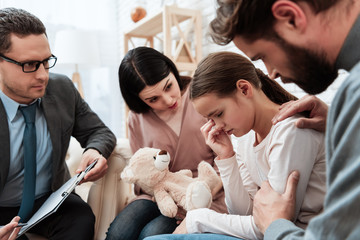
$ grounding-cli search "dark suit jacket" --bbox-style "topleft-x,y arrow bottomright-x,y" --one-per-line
0,73 -> 116,194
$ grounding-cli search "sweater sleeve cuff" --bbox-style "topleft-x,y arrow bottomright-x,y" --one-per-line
214,154 -> 236,169
186,208 -> 211,233
84,147 -> 102,155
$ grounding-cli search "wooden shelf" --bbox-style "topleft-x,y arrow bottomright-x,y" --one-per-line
124,5 -> 202,74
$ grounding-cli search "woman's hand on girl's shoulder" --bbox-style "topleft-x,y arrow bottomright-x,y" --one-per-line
200,120 -> 234,159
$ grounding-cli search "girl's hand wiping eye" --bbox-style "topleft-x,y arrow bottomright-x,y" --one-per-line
200,120 -> 234,159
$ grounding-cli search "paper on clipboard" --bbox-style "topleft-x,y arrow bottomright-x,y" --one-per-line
17,160 -> 98,238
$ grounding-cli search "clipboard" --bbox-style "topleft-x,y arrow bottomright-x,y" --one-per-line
17,160 -> 98,238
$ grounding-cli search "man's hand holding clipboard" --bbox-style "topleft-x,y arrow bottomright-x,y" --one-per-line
76,149 -> 108,182
61,159 -> 98,198
17,159 -> 99,238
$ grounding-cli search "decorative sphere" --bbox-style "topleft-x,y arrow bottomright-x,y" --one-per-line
131,6 -> 147,23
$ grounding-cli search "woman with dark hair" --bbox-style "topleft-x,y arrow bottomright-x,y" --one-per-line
145,51 -> 326,240
105,47 -> 226,240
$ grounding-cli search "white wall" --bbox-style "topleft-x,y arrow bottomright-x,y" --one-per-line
1,0 -> 126,137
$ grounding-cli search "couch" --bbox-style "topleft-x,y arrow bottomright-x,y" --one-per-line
26,137 -> 135,240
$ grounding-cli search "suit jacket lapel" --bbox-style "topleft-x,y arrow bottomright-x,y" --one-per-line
0,99 -> 10,192
41,93 -> 61,175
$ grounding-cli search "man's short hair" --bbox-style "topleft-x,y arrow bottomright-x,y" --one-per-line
0,8 -> 46,54
209,0 -> 339,45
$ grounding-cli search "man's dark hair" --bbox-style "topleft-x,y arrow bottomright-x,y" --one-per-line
209,0 -> 339,44
0,8 -> 46,54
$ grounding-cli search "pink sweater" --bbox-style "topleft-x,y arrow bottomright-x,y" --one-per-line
128,89 -> 227,213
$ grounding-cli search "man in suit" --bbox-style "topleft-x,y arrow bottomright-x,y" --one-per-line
0,7 -> 116,239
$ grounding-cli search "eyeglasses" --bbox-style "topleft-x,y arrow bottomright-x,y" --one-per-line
0,54 -> 57,73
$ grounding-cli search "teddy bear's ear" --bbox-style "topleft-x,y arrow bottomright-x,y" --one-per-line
121,166 -> 136,183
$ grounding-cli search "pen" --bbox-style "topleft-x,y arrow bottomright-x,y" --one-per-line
61,160 -> 98,197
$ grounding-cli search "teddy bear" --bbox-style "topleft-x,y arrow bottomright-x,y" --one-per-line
121,147 -> 223,218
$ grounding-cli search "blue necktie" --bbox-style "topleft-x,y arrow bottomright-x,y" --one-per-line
17,103 -> 37,222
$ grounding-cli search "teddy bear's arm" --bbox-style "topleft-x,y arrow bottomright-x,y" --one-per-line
154,189 -> 178,218
177,169 -> 192,177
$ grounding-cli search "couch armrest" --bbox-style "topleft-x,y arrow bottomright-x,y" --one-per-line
87,138 -> 135,240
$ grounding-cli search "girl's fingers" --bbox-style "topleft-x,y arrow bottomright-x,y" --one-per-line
201,120 -> 215,138
201,120 -> 214,132
209,126 -> 220,137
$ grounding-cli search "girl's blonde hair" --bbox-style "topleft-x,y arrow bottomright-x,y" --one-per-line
190,51 -> 297,104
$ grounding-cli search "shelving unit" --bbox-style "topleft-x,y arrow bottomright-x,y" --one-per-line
123,5 -> 202,74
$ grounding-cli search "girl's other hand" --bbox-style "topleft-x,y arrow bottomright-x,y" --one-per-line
173,217 -> 188,234
200,120 -> 235,159
175,206 -> 186,224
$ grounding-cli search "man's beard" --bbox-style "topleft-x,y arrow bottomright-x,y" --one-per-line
273,35 -> 338,95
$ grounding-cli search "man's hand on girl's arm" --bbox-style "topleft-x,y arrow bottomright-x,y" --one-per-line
253,171 -> 300,233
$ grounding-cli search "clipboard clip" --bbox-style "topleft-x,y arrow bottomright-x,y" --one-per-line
61,159 -> 98,197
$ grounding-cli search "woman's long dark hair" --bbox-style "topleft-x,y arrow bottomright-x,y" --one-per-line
119,47 -> 186,113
